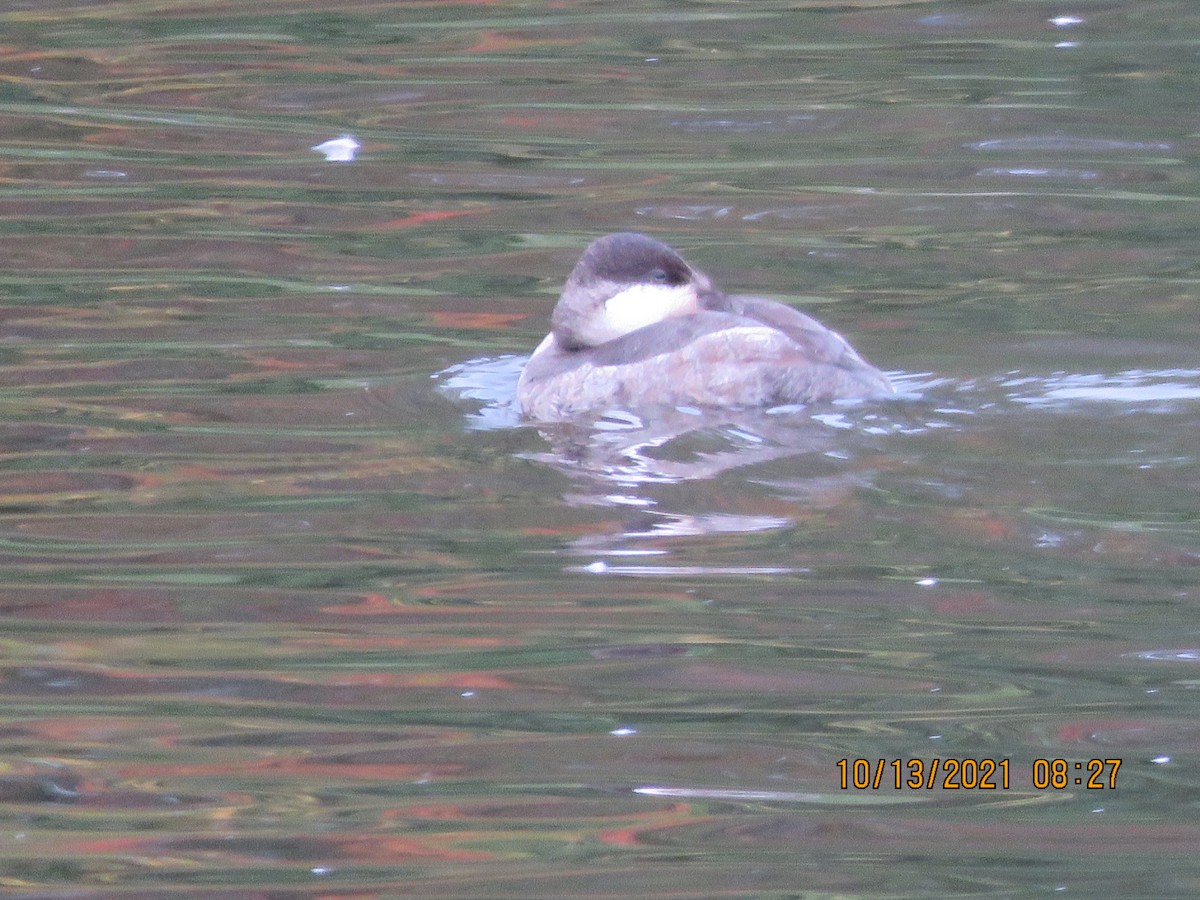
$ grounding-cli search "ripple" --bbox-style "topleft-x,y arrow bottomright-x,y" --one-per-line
635,204 -> 735,220
669,114 -> 820,133
1006,369 -> 1200,408
976,166 -> 1099,180
635,203 -> 841,222
635,785 -> 921,805
619,511 -> 793,539
575,562 -> 805,577
411,172 -> 587,189
435,354 -> 524,430
968,136 -> 1173,153
1127,649 -> 1200,662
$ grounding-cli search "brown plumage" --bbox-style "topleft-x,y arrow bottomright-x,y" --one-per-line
518,232 -> 892,421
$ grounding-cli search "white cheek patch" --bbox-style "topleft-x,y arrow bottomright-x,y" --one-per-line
600,283 -> 698,341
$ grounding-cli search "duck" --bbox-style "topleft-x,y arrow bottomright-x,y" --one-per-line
517,232 -> 892,420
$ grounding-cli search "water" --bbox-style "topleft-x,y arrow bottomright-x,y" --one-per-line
2,1 -> 1200,896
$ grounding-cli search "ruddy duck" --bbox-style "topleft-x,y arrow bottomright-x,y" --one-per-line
517,232 -> 893,420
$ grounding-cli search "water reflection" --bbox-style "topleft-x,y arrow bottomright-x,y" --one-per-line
311,134 -> 362,162
523,409 -> 843,485
442,355 -> 909,576
446,352 -> 1200,457
7,0 -> 1200,894
441,354 -> 910,486
438,354 -> 525,430
967,137 -> 1175,153
442,351 -> 1200,588
1006,368 -> 1200,407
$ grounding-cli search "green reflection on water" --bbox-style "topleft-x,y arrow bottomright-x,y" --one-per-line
1,0 -> 1199,896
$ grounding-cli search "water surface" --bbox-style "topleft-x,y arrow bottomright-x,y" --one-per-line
2,0 -> 1200,896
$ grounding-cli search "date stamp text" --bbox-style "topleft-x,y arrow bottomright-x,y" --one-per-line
836,757 -> 1122,791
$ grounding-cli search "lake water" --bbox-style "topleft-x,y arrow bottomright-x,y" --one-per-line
2,0 -> 1200,896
